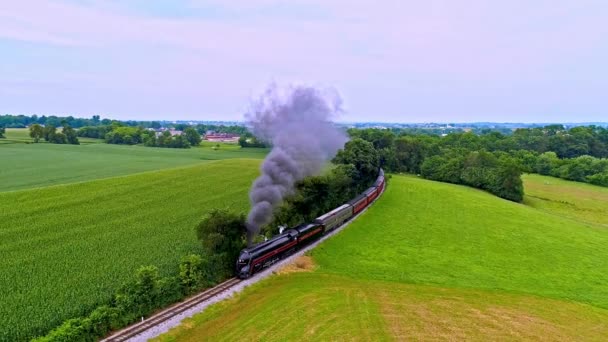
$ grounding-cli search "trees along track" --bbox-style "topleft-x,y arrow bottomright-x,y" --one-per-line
102,185 -> 386,342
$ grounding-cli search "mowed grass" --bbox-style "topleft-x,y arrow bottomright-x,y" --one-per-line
0,140 -> 267,192
523,173 -> 608,227
158,273 -> 608,341
313,175 -> 608,308
157,174 -> 608,341
0,159 -> 260,341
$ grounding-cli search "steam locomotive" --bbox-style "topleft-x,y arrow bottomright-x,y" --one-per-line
236,169 -> 385,279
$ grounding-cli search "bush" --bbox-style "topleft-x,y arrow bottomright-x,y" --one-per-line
179,254 -> 211,294
588,172 -> 608,186
33,318 -> 93,342
196,210 -> 246,277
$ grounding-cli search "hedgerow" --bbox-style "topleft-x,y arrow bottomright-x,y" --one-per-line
34,255 -> 213,342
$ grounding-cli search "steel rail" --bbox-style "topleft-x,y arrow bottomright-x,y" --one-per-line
101,277 -> 241,342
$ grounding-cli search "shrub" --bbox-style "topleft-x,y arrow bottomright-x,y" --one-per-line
179,254 -> 210,294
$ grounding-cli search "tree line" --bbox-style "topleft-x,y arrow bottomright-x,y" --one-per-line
29,124 -> 79,145
77,124 -> 202,148
350,125 -> 608,199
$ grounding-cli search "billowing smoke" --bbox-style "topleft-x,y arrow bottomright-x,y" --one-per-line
245,84 -> 348,245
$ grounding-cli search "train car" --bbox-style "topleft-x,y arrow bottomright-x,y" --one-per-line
348,194 -> 368,215
294,222 -> 324,245
236,169 -> 386,279
363,186 -> 379,203
373,169 -> 385,192
236,229 -> 298,279
314,204 -> 352,232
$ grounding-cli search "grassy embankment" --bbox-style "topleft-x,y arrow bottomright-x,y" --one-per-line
0,128 -> 267,192
0,159 -> 262,341
158,174 -> 608,341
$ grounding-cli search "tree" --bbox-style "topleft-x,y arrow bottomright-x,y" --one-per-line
535,152 -> 560,175
29,124 -> 44,143
104,126 -> 142,145
43,125 -> 57,142
394,136 -> 430,173
62,125 -> 80,145
333,138 -> 379,184
50,132 -> 67,144
195,209 -> 246,277
491,158 -> 524,202
0,126 -> 5,138
183,127 -> 201,146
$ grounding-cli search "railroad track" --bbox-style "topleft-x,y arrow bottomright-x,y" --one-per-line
102,184 -> 386,341
101,277 -> 241,342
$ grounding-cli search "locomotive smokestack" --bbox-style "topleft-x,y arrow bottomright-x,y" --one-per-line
245,84 -> 347,246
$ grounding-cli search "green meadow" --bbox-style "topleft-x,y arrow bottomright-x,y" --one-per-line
0,131 -> 267,192
158,174 -> 608,341
0,159 -> 261,341
523,173 -> 608,227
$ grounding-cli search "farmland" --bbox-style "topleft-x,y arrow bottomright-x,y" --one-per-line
0,159 -> 261,341
0,131 -> 267,192
157,174 -> 608,341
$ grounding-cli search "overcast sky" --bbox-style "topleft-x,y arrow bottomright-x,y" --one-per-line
1,1 -> 608,122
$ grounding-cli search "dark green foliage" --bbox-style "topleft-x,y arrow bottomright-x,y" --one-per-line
105,126 -> 143,145
535,152 -> 560,175
587,172 -> 608,186
50,132 -> 68,144
195,209 -> 247,278
184,127 -> 201,146
333,138 -> 379,184
145,131 -> 191,149
35,262 -> 204,341
62,125 -> 80,145
77,125 -> 111,139
0,114 -> 158,129
351,125 -> 608,197
491,158 -> 524,202
267,164 -> 362,236
421,150 -> 523,202
43,125 -> 56,142
29,123 -> 44,142
394,136 -> 429,173
179,254 -> 211,294
238,132 -> 268,147
33,318 -> 94,342
0,126 -> 5,138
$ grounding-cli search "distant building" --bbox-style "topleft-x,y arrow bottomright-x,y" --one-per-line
154,128 -> 183,137
204,133 -> 240,143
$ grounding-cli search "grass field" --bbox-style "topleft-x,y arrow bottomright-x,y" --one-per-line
157,174 -> 608,341
0,128 -> 103,144
0,159 -> 260,341
523,173 -> 608,227
0,139 -> 267,192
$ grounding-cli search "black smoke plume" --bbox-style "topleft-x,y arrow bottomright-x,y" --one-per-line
245,84 -> 347,245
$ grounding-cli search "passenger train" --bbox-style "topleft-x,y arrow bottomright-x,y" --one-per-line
236,169 -> 385,279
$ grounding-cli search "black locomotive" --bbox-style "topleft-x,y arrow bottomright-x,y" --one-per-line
236,169 -> 385,279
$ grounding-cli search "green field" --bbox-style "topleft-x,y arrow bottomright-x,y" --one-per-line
0,137 -> 267,192
158,174 -> 608,341
523,173 -> 608,227
0,159 -> 261,341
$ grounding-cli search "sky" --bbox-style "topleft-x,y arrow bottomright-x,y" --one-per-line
1,0 -> 608,123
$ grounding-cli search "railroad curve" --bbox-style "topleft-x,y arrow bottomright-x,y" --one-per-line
102,184 -> 386,342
